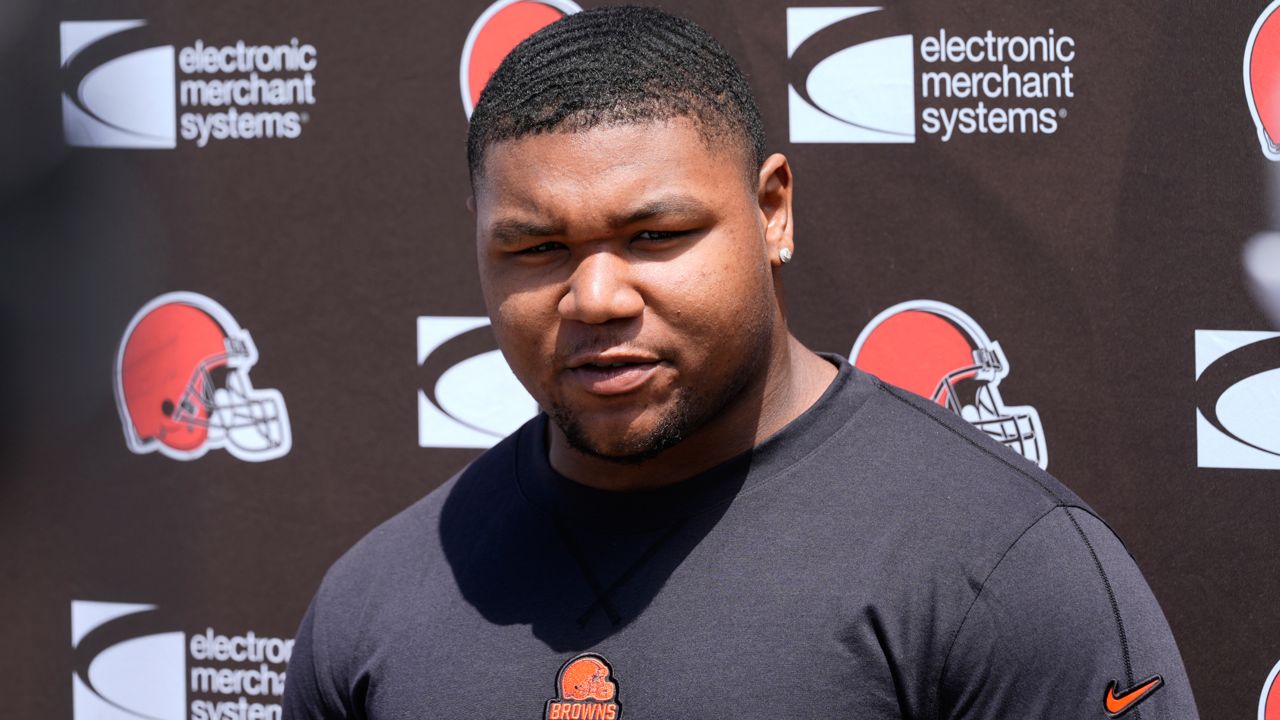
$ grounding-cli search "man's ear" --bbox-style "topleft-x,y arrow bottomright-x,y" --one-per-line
466,195 -> 476,215
756,153 -> 794,267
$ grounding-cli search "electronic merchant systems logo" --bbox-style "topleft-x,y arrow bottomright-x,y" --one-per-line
1246,1 -> 1280,160
418,316 -> 538,449
461,0 -> 582,116
787,7 -> 1076,143
1195,330 -> 1280,470
851,300 -> 1047,469
114,292 -> 292,462
71,600 -> 293,720
60,20 -> 317,149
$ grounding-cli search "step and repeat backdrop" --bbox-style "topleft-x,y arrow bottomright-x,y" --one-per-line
2,0 -> 1278,717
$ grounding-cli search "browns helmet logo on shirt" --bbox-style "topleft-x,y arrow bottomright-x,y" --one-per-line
851,299 -> 1047,469
545,654 -> 620,720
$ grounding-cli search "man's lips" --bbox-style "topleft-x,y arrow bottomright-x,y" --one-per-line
564,353 -> 665,396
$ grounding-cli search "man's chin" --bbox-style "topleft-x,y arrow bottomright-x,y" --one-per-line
548,399 -> 693,466
565,439 -> 671,466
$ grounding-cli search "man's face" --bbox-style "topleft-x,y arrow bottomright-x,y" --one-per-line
474,118 -> 783,463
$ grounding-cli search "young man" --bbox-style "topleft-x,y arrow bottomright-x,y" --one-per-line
284,7 -> 1197,719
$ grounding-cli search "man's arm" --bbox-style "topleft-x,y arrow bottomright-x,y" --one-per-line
939,505 -> 1198,719
282,596 -> 351,720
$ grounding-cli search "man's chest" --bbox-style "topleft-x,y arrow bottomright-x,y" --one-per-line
353,542 -> 941,720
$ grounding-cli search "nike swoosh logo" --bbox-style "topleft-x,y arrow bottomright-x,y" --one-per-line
1104,675 -> 1164,717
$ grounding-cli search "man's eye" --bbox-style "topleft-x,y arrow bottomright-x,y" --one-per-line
517,242 -> 564,254
634,230 -> 686,242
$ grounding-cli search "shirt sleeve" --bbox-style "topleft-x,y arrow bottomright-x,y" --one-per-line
938,505 -> 1199,720
282,595 -> 352,720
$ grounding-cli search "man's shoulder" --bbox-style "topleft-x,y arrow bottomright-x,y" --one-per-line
315,428 -> 522,601
795,367 -> 1110,577
844,368 -> 1089,513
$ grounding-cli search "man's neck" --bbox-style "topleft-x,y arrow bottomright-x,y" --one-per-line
547,335 -> 838,492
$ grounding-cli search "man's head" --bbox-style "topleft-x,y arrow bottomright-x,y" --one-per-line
467,5 -> 767,188
469,6 -> 796,472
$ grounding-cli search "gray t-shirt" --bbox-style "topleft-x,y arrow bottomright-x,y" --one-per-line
283,357 -> 1197,719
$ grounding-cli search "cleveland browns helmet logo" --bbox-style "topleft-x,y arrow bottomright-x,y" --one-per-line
113,292 -> 292,462
851,300 -> 1047,469
1261,659 -> 1280,720
546,654 -> 620,719
460,0 -> 582,116
1247,0 -> 1280,160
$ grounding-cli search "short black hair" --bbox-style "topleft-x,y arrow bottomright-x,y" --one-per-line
466,5 -> 767,185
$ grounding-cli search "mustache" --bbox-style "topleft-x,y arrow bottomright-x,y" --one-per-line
552,332 -> 667,365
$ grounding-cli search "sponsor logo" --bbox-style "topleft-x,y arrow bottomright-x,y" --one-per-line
61,21 -> 176,148
546,654 -> 620,720
851,300 -> 1047,469
1104,675 -> 1164,718
71,600 -> 292,720
115,292 -> 292,462
417,316 -> 537,448
1246,1 -> 1280,160
60,20 -> 317,149
787,8 -> 914,143
1195,330 -> 1280,469
787,7 -> 1075,143
460,0 -> 582,117
1261,659 -> 1280,720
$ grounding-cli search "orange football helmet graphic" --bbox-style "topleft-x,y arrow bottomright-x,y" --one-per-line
114,292 -> 291,462
559,656 -> 616,702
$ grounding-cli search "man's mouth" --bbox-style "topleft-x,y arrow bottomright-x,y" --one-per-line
565,354 -> 664,396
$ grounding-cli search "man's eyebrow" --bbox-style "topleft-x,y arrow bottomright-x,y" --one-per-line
486,218 -> 563,246
606,195 -> 710,227
485,195 -> 712,245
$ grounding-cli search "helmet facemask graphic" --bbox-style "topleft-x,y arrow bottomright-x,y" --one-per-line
170,336 -> 289,456
936,343 -> 1046,468
852,300 -> 1048,470
115,292 -> 292,462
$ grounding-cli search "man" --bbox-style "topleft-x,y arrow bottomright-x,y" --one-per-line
284,7 -> 1197,719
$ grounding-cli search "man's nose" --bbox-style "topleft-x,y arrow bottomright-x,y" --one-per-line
558,250 -> 644,324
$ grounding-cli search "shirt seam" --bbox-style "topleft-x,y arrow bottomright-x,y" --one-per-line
935,503 -> 1067,705
1064,506 -> 1139,720
933,504 -> 1127,719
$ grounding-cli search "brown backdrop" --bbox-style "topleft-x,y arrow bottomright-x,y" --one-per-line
2,0 -> 1277,718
